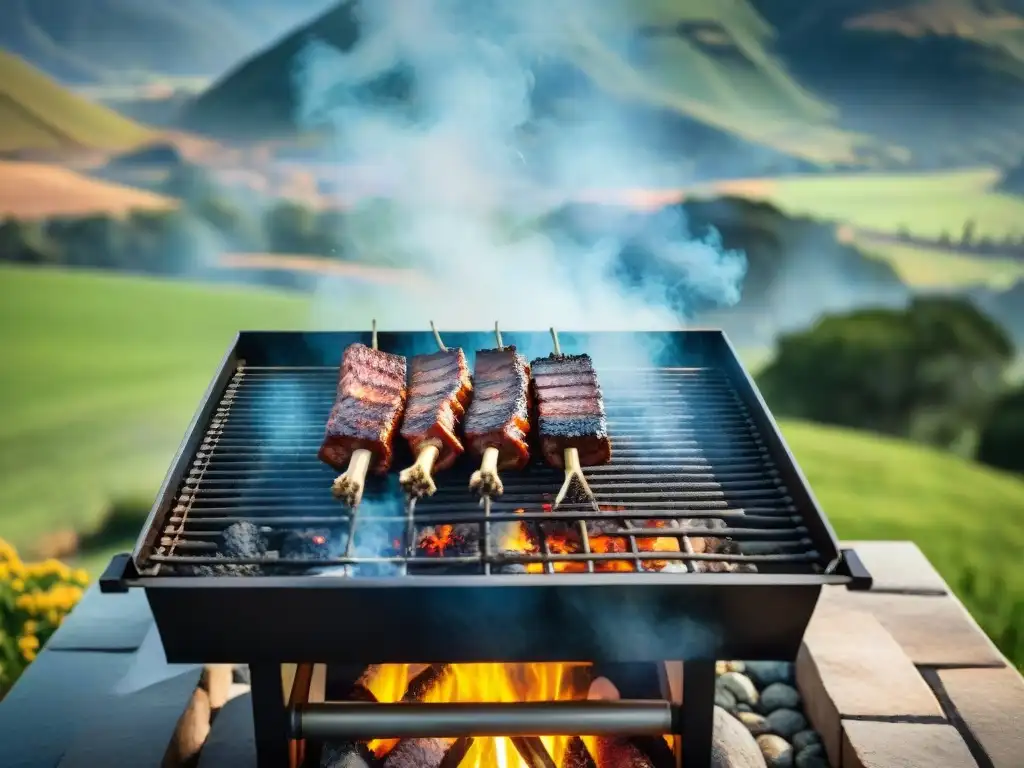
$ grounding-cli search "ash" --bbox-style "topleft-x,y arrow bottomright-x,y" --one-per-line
185,521 -> 271,576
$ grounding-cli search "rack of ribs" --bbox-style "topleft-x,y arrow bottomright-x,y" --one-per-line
465,322 -> 532,498
530,328 -> 612,509
318,321 -> 408,507
397,323 -> 473,498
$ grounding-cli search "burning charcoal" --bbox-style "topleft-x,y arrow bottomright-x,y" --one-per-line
562,737 -> 597,768
187,521 -> 269,576
281,528 -> 336,560
591,737 -> 655,768
402,664 -> 450,702
414,524 -> 481,559
320,741 -> 373,768
382,739 -> 450,768
495,561 -> 529,574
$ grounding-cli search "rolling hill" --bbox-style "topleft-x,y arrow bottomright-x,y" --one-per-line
0,51 -> 153,153
0,264 -> 1020,668
0,0 -> 337,83
179,0 -> 1024,171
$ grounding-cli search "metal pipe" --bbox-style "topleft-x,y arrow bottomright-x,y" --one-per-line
291,700 -> 674,741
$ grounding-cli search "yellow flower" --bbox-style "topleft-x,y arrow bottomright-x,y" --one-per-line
15,594 -> 36,613
0,563 -> 9,581
11,579 -> 24,593
22,648 -> 37,663
23,620 -> 37,635
0,537 -> 18,562
46,610 -> 60,625
72,569 -> 89,585
8,558 -> 26,578
18,634 -> 40,659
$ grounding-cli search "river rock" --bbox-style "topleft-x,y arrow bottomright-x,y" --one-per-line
795,744 -> 828,768
791,730 -> 821,753
737,711 -> 771,736
766,709 -> 807,740
760,683 -> 801,713
756,734 -> 794,768
737,702 -> 753,713
712,706 -> 768,768
719,671 -> 759,706
716,685 -> 739,711
743,661 -> 793,687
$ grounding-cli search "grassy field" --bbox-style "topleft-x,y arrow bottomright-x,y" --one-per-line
701,168 -> 1024,241
0,51 -> 153,153
856,239 -> 1024,291
0,265 -> 1022,667
0,265 -> 316,548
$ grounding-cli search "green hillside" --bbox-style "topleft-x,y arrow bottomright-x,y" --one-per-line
0,51 -> 153,152
0,264 -> 1021,667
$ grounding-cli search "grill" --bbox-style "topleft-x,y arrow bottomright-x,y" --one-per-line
101,329 -> 872,768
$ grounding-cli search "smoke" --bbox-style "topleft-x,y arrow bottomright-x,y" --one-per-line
291,0 -> 746,334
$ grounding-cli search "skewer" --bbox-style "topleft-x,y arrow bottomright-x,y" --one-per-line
469,321 -> 506,499
549,327 -> 599,511
398,321 -> 446,499
330,319 -> 379,507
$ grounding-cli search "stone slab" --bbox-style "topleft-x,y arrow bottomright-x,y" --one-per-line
938,666 -> 1024,768
818,587 -> 1005,667
57,665 -> 203,768
841,720 -> 977,768
0,649 -> 135,768
796,603 -> 943,766
197,692 -> 256,768
46,583 -> 153,652
839,540 -> 947,594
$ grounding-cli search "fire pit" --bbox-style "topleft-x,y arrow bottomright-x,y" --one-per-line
100,330 -> 872,767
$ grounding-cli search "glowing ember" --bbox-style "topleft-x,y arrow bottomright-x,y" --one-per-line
419,524 -> 460,556
311,535 -> 327,546
498,509 -> 681,573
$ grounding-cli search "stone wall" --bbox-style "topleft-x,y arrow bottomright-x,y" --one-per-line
796,541 -> 1024,768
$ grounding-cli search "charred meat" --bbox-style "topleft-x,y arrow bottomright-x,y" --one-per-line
319,342 -> 408,505
465,346 -> 531,496
531,352 -> 611,468
398,348 -> 472,497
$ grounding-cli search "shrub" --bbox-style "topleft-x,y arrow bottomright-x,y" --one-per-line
757,297 -> 1015,449
976,385 -> 1024,475
0,538 -> 88,698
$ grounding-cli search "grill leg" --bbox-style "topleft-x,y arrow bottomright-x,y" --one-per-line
681,660 -> 716,767
251,663 -> 290,768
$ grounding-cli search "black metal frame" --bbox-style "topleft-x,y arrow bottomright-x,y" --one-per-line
99,329 -> 874,767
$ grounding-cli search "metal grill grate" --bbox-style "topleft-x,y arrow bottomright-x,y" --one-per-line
149,363 -> 820,575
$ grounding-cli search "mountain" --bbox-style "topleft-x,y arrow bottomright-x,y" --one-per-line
0,0 -> 337,83
182,0 -> 1024,172
750,0 -> 1024,167
0,51 -> 153,153
179,0 -> 881,169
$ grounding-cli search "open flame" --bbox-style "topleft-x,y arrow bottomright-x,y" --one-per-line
497,507 -> 682,573
363,663 -> 593,766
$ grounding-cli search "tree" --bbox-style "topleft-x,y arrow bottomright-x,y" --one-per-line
0,218 -> 60,264
264,201 -> 320,254
976,385 -> 1024,475
757,297 -> 1015,449
961,218 -> 977,246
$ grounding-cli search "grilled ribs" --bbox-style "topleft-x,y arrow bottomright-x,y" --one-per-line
531,352 -> 611,468
400,348 -> 473,471
318,343 -> 408,475
464,347 -> 532,491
